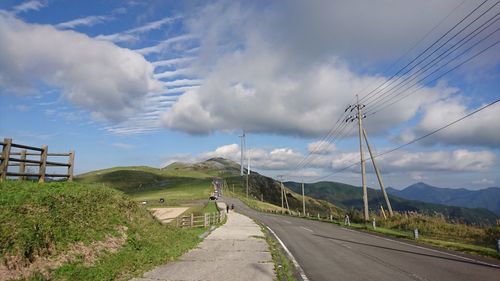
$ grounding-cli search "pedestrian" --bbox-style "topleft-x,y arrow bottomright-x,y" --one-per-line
226,205 -> 229,213
231,204 -> 234,210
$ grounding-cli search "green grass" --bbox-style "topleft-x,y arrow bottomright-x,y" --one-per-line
343,220 -> 500,259
128,178 -> 212,205
259,225 -> 296,281
0,181 -> 208,280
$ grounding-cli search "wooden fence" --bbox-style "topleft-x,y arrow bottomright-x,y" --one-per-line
176,211 -> 226,228
0,138 -> 75,183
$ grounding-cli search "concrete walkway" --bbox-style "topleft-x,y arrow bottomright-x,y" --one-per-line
131,206 -> 275,281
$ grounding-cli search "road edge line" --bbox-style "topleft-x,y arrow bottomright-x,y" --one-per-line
266,226 -> 310,281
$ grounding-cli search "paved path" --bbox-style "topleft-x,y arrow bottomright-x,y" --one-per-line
131,207 -> 275,281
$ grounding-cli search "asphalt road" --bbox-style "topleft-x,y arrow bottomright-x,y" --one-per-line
225,197 -> 500,281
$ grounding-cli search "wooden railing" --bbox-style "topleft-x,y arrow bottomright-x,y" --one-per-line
0,138 -> 74,183
176,211 -> 226,228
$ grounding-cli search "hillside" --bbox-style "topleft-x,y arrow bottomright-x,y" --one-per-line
76,157 -> 343,216
285,181 -> 499,225
387,182 -> 500,215
0,181 -> 204,281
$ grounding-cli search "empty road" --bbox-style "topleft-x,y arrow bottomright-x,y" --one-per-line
226,198 -> 500,281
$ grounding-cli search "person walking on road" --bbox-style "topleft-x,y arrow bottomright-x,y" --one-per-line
226,205 -> 229,213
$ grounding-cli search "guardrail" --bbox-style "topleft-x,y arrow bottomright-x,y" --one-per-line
0,138 -> 74,183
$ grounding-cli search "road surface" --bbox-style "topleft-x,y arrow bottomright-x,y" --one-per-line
225,198 -> 500,281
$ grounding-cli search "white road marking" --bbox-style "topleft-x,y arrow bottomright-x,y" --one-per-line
267,226 -> 310,281
300,226 -> 314,233
340,227 -> 500,269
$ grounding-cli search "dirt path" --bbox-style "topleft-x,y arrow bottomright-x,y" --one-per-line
149,207 -> 189,223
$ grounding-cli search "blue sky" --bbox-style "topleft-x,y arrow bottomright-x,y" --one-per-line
0,0 -> 499,190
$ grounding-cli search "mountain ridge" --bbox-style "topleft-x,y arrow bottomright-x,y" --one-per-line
386,182 -> 500,215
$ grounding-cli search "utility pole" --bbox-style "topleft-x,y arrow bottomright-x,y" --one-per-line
302,179 -> 306,216
363,129 -> 394,217
283,183 -> 291,215
347,96 -> 369,221
239,132 -> 245,176
278,175 -> 284,214
246,149 -> 250,198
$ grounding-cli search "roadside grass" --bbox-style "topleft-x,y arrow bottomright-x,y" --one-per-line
339,222 -> 500,259
0,181 -> 208,280
258,226 -> 297,281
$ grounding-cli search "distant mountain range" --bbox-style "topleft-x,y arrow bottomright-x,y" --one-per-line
285,181 -> 499,225
386,182 -> 500,215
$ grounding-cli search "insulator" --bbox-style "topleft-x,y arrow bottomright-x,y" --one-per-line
344,105 -> 351,112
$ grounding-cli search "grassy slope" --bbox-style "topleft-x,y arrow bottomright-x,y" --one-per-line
76,158 -> 343,217
0,181 -> 206,281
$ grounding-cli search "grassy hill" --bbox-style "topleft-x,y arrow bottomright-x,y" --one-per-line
76,157 -> 343,216
0,181 -> 205,281
285,181 -> 499,226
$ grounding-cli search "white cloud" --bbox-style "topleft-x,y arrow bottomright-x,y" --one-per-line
308,141 -> 336,154
135,34 -> 197,55
12,0 -> 46,14
410,97 -> 500,147
0,14 -> 162,121
471,178 -> 495,186
56,15 -> 112,29
95,16 -> 181,44
152,57 -> 196,67
332,149 -> 496,173
161,0 -> 461,137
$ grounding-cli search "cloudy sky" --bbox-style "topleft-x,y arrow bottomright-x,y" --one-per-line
0,0 -> 499,190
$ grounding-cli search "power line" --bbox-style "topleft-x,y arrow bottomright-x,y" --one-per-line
364,5 -> 500,112
359,0 -> 491,104
311,99 -> 500,182
283,1 -> 498,179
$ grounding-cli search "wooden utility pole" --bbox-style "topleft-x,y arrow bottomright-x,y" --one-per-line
363,129 -> 393,216
246,149 -> 250,198
279,176 -> 284,214
355,97 -> 369,221
283,184 -> 291,215
302,180 -> 306,216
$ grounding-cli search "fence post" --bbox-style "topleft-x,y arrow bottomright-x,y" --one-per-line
204,213 -> 208,227
18,149 -> 26,180
38,145 -> 48,183
1,138 -> 12,182
67,150 -> 75,182
190,213 -> 194,228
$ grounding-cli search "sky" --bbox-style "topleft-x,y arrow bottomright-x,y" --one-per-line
0,0 -> 499,190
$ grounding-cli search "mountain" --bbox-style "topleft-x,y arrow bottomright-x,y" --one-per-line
77,158 -> 343,216
386,182 -> 500,215
285,181 -> 499,225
